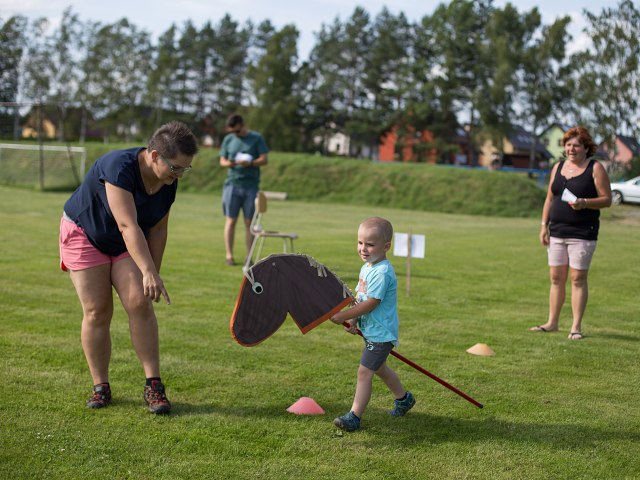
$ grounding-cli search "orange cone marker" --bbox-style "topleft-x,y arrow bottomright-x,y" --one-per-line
286,397 -> 325,415
466,343 -> 496,356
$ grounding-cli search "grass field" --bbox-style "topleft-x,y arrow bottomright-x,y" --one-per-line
1,185 -> 639,479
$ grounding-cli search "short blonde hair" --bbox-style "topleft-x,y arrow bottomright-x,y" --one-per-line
360,217 -> 393,243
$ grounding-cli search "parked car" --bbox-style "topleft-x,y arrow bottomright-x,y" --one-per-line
610,176 -> 640,205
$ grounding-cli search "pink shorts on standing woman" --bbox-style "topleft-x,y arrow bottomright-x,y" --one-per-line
547,236 -> 597,270
59,216 -> 130,272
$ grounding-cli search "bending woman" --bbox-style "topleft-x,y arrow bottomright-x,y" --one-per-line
60,121 -> 198,412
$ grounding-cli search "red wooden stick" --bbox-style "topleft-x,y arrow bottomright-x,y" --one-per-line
353,328 -> 483,409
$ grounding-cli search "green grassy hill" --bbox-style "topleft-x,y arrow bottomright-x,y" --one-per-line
1,142 -> 546,218
183,151 -> 546,218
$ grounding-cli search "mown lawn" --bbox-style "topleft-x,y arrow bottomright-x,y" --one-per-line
1,186 -> 638,479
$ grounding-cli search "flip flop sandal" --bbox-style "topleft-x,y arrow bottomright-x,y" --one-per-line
530,325 -> 549,332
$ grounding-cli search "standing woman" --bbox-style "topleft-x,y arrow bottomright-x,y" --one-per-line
530,126 -> 611,340
60,121 -> 198,412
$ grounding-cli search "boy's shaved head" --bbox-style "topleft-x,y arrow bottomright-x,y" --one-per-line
359,217 -> 393,243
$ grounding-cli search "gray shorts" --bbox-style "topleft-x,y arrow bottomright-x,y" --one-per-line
360,339 -> 394,371
222,184 -> 258,219
548,236 -> 597,270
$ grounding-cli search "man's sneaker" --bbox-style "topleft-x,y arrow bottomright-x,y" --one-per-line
333,411 -> 361,432
143,380 -> 172,414
86,383 -> 111,409
389,391 -> 415,417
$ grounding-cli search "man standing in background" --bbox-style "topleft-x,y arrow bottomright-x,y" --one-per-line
219,114 -> 269,266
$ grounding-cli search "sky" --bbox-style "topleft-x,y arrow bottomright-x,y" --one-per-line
2,0 -> 619,59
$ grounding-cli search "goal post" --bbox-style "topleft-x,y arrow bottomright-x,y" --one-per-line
0,143 -> 86,190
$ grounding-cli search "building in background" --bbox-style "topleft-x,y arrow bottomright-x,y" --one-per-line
599,134 -> 640,170
478,126 -> 552,169
538,123 -> 572,162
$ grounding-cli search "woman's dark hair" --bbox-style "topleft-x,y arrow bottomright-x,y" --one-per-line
148,121 -> 199,158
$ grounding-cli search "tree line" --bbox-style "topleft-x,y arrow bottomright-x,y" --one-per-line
1,0 -> 638,162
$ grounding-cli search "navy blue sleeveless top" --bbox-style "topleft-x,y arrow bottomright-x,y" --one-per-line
549,159 -> 600,240
64,148 -> 177,255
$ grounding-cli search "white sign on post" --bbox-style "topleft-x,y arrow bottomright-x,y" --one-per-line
393,231 -> 425,296
393,233 -> 425,258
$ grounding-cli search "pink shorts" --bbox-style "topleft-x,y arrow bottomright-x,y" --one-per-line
547,236 -> 597,270
59,217 -> 130,272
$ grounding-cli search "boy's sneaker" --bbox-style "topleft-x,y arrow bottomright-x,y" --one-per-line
333,411 -> 361,432
389,391 -> 415,417
86,383 -> 111,409
143,380 -> 172,414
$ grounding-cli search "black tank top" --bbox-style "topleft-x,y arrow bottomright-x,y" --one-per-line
549,159 -> 600,240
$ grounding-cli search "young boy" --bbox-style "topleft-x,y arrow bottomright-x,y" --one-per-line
330,217 -> 415,432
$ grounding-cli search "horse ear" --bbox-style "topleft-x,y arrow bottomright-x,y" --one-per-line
278,255 -> 352,333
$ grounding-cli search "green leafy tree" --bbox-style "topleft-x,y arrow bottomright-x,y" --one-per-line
193,22 -> 218,120
407,12 -> 460,163
22,18 -> 52,105
47,8 -> 82,141
0,15 -> 27,103
210,15 -> 251,124
518,15 -> 572,168
349,8 -> 413,158
300,7 -> 372,154
173,21 -> 201,115
298,18 -> 345,152
246,24 -> 301,151
0,15 -> 28,139
146,24 -> 180,123
75,19 -> 103,142
428,0 -> 494,165
20,9 -> 84,141
628,157 -> 640,178
481,4 -> 540,165
341,7 -> 372,119
572,0 -> 640,149
81,18 -> 152,141
20,17 -> 59,147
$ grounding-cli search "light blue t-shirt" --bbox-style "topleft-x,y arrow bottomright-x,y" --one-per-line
355,259 -> 399,346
